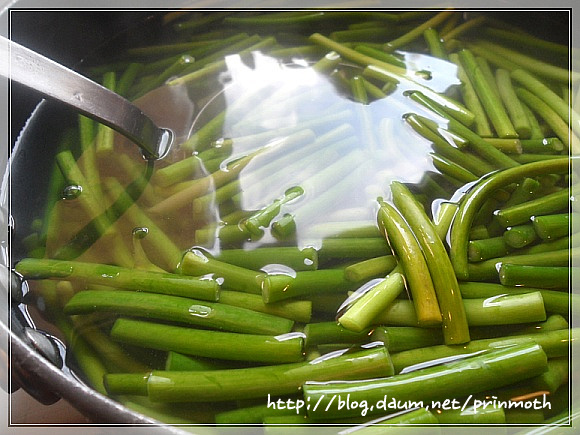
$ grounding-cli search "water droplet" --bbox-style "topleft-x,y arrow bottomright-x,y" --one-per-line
188,304 -> 213,318
213,138 -> 228,148
100,273 -> 119,279
62,184 -> 82,200
133,227 -> 149,239
181,55 -> 195,65
73,92 -> 83,101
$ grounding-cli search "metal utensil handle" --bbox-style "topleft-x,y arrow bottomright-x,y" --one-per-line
0,36 -> 171,159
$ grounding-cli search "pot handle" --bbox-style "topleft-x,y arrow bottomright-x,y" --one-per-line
2,268 -> 64,405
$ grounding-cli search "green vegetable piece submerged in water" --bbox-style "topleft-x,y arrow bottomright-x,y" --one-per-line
16,10 -> 575,428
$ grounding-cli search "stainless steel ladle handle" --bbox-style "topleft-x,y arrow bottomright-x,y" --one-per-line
0,36 -> 172,159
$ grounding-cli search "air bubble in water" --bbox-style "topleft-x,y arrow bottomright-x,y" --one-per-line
62,185 -> 82,200
188,304 -> 213,318
133,227 -> 149,239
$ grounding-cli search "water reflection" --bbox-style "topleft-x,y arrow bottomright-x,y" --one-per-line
194,49 -> 461,253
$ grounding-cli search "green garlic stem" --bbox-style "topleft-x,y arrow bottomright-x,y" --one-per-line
110,318 -> 304,364
64,289 -> 294,335
143,347 -> 393,403
303,343 -> 548,420
338,273 -> 405,332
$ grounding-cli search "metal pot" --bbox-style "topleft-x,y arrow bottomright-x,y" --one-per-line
1,4 -> 573,431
